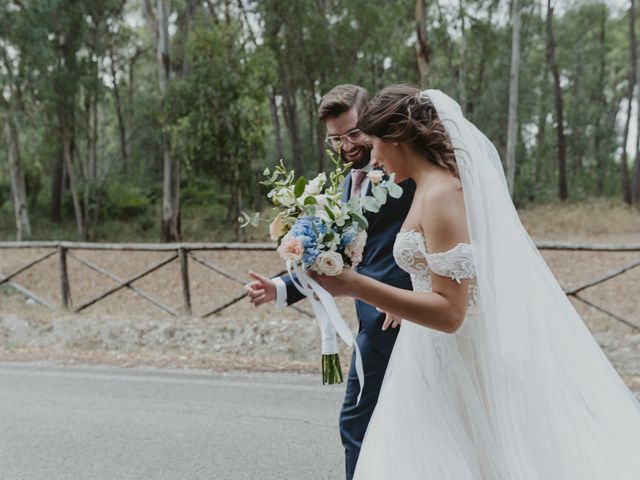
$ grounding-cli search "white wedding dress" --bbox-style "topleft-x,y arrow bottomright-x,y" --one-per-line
352,91 -> 640,479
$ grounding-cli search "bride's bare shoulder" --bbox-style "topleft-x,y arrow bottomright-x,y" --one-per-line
418,176 -> 468,250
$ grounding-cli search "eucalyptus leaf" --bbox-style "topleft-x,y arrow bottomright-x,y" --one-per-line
387,183 -> 403,199
324,205 -> 336,221
373,186 -> 388,204
350,211 -> 369,230
361,196 -> 381,213
294,176 -> 307,197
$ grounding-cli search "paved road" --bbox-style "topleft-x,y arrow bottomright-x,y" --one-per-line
0,363 -> 346,480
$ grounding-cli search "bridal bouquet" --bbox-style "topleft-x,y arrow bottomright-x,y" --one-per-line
241,153 -> 402,397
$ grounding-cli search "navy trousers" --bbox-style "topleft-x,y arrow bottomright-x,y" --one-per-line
339,330 -> 393,480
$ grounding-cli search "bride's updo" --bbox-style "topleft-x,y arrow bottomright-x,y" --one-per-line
357,83 -> 458,177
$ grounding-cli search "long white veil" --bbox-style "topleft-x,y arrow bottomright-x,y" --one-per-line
427,89 -> 640,477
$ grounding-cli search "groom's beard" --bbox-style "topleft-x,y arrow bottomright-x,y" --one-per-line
342,144 -> 371,170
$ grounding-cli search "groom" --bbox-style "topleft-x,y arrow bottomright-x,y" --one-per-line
245,84 -> 414,479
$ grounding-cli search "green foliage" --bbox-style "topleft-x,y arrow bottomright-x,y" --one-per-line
164,19 -> 274,228
0,0 -> 638,241
105,183 -> 152,219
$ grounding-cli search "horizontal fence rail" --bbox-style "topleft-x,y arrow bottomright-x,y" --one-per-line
0,241 -> 639,330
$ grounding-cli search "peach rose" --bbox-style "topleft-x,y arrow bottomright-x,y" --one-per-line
269,213 -> 288,241
277,234 -> 304,262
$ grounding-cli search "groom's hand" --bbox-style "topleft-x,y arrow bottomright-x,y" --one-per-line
378,308 -> 402,330
244,271 -> 276,306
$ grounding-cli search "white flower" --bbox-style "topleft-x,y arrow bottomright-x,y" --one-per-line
323,233 -> 340,251
273,187 -> 296,207
305,173 -> 326,195
314,251 -> 344,276
367,170 -> 384,185
315,194 -> 328,208
346,230 -> 367,267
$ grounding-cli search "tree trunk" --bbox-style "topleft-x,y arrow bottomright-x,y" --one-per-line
281,70 -> 303,174
534,92 -> 547,184
268,86 -> 284,160
92,91 -> 98,182
546,0 -> 568,201
4,115 -> 31,240
458,0 -> 467,113
621,0 -> 636,205
146,0 -> 181,241
50,145 -> 64,223
61,122 -> 85,238
505,0 -> 521,195
594,3 -> 607,195
632,2 -> 640,204
110,50 -> 129,173
415,0 -> 431,88
633,141 -> 640,204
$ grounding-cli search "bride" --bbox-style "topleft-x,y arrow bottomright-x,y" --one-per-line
311,85 -> 640,479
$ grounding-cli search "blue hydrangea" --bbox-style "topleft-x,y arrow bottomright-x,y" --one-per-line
290,216 -> 326,240
339,225 -> 359,246
296,234 -> 316,249
290,217 -> 327,267
302,247 -> 320,266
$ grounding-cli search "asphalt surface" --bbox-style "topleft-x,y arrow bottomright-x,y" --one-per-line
0,363 -> 346,480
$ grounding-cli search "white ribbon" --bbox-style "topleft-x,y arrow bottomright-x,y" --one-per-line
286,259 -> 365,405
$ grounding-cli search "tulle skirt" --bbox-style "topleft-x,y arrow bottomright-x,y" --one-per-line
353,312 -> 640,480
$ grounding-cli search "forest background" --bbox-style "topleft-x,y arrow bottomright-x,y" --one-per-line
1,0 -> 639,243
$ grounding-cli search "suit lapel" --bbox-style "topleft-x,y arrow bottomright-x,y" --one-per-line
343,173 -> 352,203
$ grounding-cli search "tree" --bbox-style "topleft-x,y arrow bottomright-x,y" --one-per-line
2,107 -> 31,240
415,0 -> 432,88
0,41 -> 31,240
546,0 -> 568,201
620,0 -> 636,205
506,0 -> 522,195
144,0 -> 181,241
165,21 -> 274,239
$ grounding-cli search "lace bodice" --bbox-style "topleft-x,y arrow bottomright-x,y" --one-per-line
393,230 -> 478,308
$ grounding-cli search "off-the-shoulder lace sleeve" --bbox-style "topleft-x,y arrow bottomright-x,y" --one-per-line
425,243 -> 476,283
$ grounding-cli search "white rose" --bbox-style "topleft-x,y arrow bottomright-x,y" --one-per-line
314,251 -> 344,276
367,170 -> 384,185
315,194 -> 328,208
305,173 -> 326,196
273,187 -> 296,207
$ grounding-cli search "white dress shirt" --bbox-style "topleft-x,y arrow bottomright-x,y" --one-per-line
273,163 -> 373,308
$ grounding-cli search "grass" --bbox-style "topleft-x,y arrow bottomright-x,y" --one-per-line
0,197 -> 638,243
518,199 -> 640,241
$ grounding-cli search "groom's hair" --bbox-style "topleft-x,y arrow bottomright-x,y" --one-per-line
318,84 -> 369,121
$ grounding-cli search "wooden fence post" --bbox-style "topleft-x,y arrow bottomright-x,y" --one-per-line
59,245 -> 71,309
178,247 -> 192,316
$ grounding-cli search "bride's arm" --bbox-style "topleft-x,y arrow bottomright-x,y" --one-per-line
315,183 -> 471,334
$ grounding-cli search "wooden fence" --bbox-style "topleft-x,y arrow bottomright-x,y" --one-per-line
0,241 -> 639,330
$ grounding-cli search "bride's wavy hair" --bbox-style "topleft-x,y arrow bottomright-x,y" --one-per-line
357,83 -> 458,177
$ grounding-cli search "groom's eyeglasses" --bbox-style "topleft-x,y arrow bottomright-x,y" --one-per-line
325,128 -> 366,151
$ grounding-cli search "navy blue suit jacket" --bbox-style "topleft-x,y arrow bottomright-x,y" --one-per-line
282,173 -> 415,355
